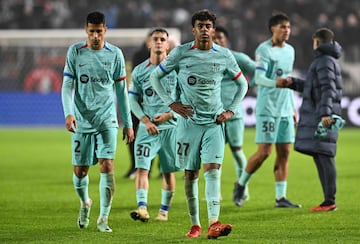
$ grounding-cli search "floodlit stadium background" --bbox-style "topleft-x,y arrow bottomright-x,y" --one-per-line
0,0 -> 359,126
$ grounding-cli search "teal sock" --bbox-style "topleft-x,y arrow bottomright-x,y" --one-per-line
99,172 -> 115,218
160,189 -> 174,211
275,181 -> 287,199
204,169 -> 221,224
185,178 -> 200,226
232,150 -> 247,179
239,170 -> 252,186
72,173 -> 89,203
136,189 -> 148,207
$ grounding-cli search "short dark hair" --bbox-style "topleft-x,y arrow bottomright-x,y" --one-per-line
313,27 -> 334,43
215,26 -> 229,39
191,9 -> 216,27
268,12 -> 290,32
149,28 -> 169,37
86,11 -> 106,25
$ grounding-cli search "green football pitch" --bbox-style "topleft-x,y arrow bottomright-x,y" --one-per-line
0,127 -> 359,243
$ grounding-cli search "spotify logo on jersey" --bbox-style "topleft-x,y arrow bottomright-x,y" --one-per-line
145,88 -> 154,96
80,74 -> 89,83
187,76 -> 196,85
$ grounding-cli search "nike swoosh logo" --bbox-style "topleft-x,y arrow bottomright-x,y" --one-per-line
79,63 -> 87,67
215,155 -> 222,158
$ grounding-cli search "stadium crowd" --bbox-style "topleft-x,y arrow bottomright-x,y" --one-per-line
0,0 -> 359,68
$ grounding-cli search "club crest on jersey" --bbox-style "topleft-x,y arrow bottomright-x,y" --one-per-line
164,76 -> 176,85
276,68 -> 283,76
103,61 -> 111,71
212,63 -> 220,72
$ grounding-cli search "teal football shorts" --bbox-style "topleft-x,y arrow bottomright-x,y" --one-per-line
176,118 -> 225,171
255,115 -> 295,144
134,125 -> 178,173
71,128 -> 118,166
224,117 -> 245,147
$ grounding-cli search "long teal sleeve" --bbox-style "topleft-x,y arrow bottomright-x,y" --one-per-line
61,76 -> 73,117
149,67 -> 174,107
115,81 -> 133,129
227,73 -> 248,113
128,92 -> 146,121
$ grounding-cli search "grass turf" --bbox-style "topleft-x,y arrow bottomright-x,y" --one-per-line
0,127 -> 359,243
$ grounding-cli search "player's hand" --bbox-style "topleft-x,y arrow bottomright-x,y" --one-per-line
145,121 -> 160,135
216,110 -> 234,123
65,115 -> 77,133
276,77 -> 292,87
169,102 -> 193,119
123,127 -> 135,144
153,112 -> 172,124
140,115 -> 159,135
321,116 -> 332,128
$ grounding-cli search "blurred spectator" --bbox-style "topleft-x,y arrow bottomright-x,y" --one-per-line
0,0 -> 359,81
344,13 -> 359,62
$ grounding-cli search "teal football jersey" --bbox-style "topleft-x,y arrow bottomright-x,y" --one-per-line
254,39 -> 295,117
221,50 -> 255,119
151,41 -> 248,125
128,58 -> 178,130
62,41 -> 131,132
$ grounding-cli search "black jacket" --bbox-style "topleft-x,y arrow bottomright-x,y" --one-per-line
290,41 -> 343,157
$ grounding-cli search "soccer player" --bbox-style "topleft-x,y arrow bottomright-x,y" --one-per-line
150,9 -> 248,239
124,32 -> 152,180
214,26 -> 256,206
61,11 -> 134,232
233,12 -> 301,208
128,28 -> 179,222
277,28 -> 343,212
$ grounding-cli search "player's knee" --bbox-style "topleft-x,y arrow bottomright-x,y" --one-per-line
257,144 -> 272,159
99,159 -> 114,173
74,166 -> 89,178
185,170 -> 199,180
257,150 -> 271,161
